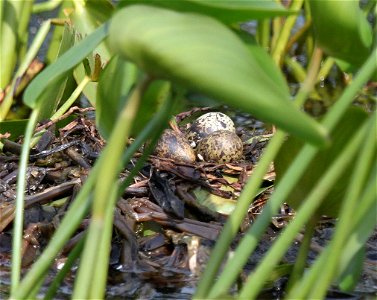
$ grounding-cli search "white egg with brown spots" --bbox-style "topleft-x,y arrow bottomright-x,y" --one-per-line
186,112 -> 235,147
154,129 -> 196,163
197,130 -> 243,163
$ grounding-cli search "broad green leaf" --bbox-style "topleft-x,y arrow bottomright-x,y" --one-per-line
96,55 -> 137,139
70,0 -> 114,105
275,108 -> 369,217
109,5 -> 328,146
236,30 -> 290,95
117,0 -> 295,24
23,23 -> 108,109
309,0 -> 372,67
0,115 -> 75,141
0,120 -> 28,140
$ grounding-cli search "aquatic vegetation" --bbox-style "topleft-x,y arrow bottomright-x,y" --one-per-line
0,0 -> 375,299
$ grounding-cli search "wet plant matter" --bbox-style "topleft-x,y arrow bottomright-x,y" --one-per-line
0,0 -> 376,299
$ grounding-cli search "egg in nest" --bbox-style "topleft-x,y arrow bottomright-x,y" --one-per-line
154,129 -> 196,163
197,130 -> 243,163
186,112 -> 235,147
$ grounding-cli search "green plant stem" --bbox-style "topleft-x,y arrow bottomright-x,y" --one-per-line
27,276 -> 46,300
10,109 -> 39,295
0,1 -> 3,27
44,236 -> 85,300
286,213 -> 319,291
287,165 -> 377,299
196,45 -> 323,300
13,86 -> 173,299
293,47 -> 322,106
323,47 -> 377,129
18,0 -> 34,59
257,19 -> 270,50
12,181 -> 93,299
0,20 -> 51,120
52,76 -> 91,119
284,52 -> 322,99
272,0 -> 304,66
30,75 -> 91,148
317,57 -> 335,82
72,77 -> 150,299
0,0 -> 30,90
238,119 -> 369,299
270,17 -> 282,52
303,1 -> 314,58
89,185 -> 118,298
285,56 -> 306,82
202,46 -> 376,299
199,131 -> 287,299
308,114 -> 376,299
285,18 -> 312,52
32,0 -> 63,13
351,169 -> 377,232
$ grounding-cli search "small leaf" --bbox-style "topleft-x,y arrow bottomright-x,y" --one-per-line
194,187 -> 237,215
0,120 -> 28,140
96,55 -> 137,139
109,5 -> 328,146
70,0 -> 114,105
309,0 -> 372,67
23,23 -> 109,109
275,108 -> 369,217
117,0 -> 295,24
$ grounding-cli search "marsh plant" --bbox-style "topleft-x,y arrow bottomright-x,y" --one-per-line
0,0 -> 375,299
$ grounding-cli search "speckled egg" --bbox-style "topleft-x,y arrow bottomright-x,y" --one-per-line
197,130 -> 243,163
154,129 -> 196,163
186,112 -> 235,147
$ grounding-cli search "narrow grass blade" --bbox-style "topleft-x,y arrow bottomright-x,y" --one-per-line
10,109 -> 39,295
238,119 -> 369,299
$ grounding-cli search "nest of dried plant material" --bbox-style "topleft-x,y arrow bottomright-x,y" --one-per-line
0,110 -> 296,298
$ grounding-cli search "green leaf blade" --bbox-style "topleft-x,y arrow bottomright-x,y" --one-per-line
70,0 -> 114,106
117,0 -> 296,24
109,5 -> 328,146
309,0 -> 372,67
23,23 -> 109,109
96,55 -> 137,139
275,108 -> 369,217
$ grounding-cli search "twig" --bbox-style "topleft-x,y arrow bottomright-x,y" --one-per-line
35,106 -> 95,132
